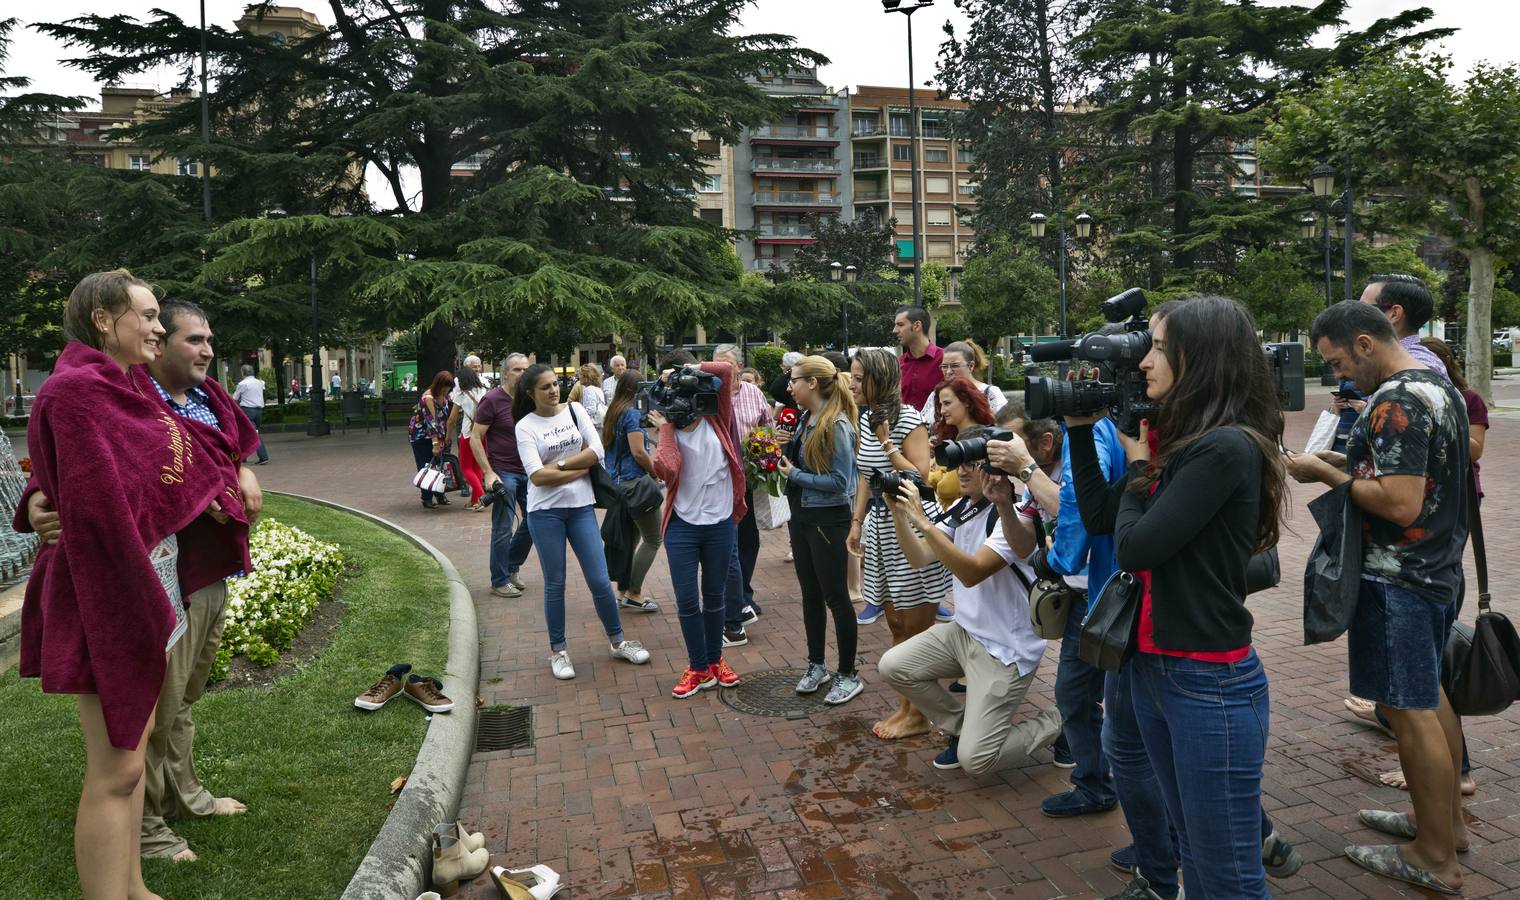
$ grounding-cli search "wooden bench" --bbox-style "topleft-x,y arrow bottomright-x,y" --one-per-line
380,393 -> 421,433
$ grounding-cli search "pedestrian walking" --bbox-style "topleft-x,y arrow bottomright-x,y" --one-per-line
408,371 -> 454,508
233,364 -> 269,464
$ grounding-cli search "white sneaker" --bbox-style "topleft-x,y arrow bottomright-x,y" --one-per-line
610,640 -> 650,665
549,650 -> 575,680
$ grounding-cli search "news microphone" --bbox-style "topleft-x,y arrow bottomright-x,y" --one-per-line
1027,340 -> 1077,363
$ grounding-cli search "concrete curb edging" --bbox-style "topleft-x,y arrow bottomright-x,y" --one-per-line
270,492 -> 479,900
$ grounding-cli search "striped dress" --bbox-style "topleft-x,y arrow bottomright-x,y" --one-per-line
858,406 -> 950,610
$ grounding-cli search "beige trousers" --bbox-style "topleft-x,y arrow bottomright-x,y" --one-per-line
878,621 -> 1062,776
141,580 -> 229,858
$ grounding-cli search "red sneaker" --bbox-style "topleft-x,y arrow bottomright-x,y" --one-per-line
672,667 -> 717,699
710,659 -> 741,688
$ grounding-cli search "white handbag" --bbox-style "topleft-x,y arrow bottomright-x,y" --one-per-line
412,461 -> 447,493
754,489 -> 791,531
1304,410 -> 1340,454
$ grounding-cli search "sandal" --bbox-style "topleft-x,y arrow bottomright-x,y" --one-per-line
1343,697 -> 1395,738
491,864 -> 563,900
1359,809 -> 1470,853
618,595 -> 660,613
1344,844 -> 1460,895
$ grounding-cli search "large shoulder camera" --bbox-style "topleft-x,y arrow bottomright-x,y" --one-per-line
641,365 -> 721,429
1023,288 -> 1306,435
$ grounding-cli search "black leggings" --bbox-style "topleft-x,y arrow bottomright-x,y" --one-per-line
789,504 -> 857,674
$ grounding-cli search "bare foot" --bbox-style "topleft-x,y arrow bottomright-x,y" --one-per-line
212,796 -> 247,815
129,890 -> 166,900
171,846 -> 198,862
1380,767 -> 1477,796
871,709 -> 906,739
1343,697 -> 1395,738
875,711 -> 932,740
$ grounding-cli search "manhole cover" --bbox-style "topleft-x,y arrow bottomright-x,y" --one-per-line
720,668 -> 834,719
475,705 -> 532,752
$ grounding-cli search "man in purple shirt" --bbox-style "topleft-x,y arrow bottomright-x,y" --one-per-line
1360,274 -> 1449,380
894,306 -> 944,410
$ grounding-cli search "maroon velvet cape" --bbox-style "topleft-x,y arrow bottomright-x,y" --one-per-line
14,344 -> 245,749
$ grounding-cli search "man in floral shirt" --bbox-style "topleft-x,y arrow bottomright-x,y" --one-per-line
1290,300 -> 1470,895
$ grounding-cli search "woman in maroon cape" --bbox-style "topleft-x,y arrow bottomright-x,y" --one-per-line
17,270 -> 229,900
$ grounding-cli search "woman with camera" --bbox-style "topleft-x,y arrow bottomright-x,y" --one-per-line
648,356 -> 749,698
846,349 -> 948,737
779,355 -> 864,705
601,370 -> 663,612
513,364 -> 652,680
1068,296 -> 1288,899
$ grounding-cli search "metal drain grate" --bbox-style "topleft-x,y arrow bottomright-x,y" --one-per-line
719,668 -> 834,719
475,705 -> 533,752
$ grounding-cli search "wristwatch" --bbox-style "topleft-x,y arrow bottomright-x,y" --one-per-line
556,459 -> 566,471
1015,461 -> 1039,484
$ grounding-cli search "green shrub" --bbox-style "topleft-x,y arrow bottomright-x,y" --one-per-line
258,366 -> 278,396
750,345 -> 784,385
1496,351 -> 1513,368
213,519 -> 345,681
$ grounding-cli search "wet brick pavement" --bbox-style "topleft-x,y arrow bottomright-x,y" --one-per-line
167,379 -> 1520,898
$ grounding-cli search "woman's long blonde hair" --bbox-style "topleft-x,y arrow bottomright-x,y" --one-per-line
794,355 -> 858,472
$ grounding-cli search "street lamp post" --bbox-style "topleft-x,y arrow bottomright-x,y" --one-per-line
883,0 -> 933,307
1030,209 -> 1092,339
269,206 -> 330,436
830,261 -> 860,352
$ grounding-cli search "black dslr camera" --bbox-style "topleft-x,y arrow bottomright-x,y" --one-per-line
641,365 -> 722,429
1023,288 -> 1307,435
479,478 -> 511,508
934,427 -> 1016,469
870,469 -> 937,502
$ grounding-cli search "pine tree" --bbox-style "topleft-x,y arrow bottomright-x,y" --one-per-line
41,1 -> 825,377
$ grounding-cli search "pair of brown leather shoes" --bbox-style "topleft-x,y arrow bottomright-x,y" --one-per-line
353,663 -> 454,713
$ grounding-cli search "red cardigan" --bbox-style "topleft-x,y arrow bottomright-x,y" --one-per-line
651,361 -> 748,533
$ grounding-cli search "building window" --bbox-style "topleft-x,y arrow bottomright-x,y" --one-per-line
176,158 -> 199,177
128,155 -> 150,171
699,208 -> 724,225
924,148 -> 948,163
696,138 -> 720,156
925,176 -> 950,194
928,240 -> 953,259
892,143 -> 912,162
926,207 -> 952,226
699,174 -> 722,193
958,179 -> 978,195
852,115 -> 879,135
921,118 -> 946,138
889,113 -> 912,136
892,175 -> 913,194
957,146 -> 974,163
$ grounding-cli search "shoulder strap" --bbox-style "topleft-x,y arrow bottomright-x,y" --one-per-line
567,402 -> 589,451
1469,470 -> 1488,609
979,502 -> 1037,590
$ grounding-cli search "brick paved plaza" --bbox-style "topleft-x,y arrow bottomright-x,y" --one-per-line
232,380 -> 1520,898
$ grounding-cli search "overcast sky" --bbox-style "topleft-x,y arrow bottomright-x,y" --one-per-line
7,1 -> 1515,103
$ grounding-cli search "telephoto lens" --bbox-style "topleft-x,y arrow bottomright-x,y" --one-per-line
933,427 -> 1015,469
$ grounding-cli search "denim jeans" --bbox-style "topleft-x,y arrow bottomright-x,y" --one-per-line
665,516 -> 735,671
735,487 -> 761,610
489,473 -> 534,589
1054,598 -> 1115,805
526,506 -> 624,652
1132,650 -> 1271,900
1104,663 -> 1179,899
240,405 -> 268,463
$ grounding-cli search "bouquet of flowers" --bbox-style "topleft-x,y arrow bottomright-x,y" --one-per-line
743,425 -> 787,497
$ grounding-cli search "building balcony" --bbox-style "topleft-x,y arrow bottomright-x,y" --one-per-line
851,124 -> 887,138
852,154 -> 886,169
751,190 -> 842,208
751,157 -> 840,174
755,224 -> 816,239
854,190 -> 889,202
750,125 -> 839,142
751,258 -> 794,272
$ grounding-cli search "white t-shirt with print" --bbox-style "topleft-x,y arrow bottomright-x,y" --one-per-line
672,419 -> 733,526
515,402 -> 604,511
936,503 -> 1046,677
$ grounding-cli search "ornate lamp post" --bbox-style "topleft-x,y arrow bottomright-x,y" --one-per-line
1030,209 -> 1092,338
830,261 -> 860,352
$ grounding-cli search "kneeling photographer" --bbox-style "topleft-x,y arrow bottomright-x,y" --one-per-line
878,428 -> 1061,775
647,351 -> 748,699
1062,295 -> 1294,899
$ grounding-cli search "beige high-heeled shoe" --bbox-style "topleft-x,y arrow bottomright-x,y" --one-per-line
431,829 -> 489,897
434,821 -> 486,853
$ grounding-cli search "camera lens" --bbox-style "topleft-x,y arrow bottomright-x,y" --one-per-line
934,436 -> 988,469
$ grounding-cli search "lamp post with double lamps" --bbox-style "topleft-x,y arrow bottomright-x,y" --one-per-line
882,0 -> 934,306
830,261 -> 859,352
1028,209 -> 1092,339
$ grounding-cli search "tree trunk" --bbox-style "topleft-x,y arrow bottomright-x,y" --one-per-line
1465,246 -> 1496,405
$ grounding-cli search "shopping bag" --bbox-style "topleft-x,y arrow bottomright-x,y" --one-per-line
1303,410 -> 1339,454
755,489 -> 791,530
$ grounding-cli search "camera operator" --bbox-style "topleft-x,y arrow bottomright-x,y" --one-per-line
1070,296 -> 1290,899
846,349 -> 948,740
877,429 -> 1062,774
647,352 -> 748,698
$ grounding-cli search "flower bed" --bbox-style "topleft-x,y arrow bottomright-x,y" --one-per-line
213,519 -> 344,681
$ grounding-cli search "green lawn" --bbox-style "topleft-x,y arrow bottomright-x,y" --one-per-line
0,494 -> 451,899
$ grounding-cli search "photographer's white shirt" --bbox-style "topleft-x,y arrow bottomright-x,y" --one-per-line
937,503 -> 1045,676
672,419 -> 732,526
516,402 -> 603,512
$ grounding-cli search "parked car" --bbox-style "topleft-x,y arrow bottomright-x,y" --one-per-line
1494,330 -> 1513,352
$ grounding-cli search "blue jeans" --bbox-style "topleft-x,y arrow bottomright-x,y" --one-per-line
240,405 -> 268,462
1054,600 -> 1115,805
1104,664 -> 1179,898
488,473 -> 534,588
665,516 -> 735,671
526,506 -> 624,652
1132,650 -> 1271,900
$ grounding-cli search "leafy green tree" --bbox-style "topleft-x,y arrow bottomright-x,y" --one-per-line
43,1 -> 825,378
1227,247 -> 1322,338
1263,53 -> 1520,400
957,237 -> 1060,348
782,210 -> 911,349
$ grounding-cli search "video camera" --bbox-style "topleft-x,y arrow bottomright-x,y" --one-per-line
1024,288 -> 1306,435
640,365 -> 722,429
